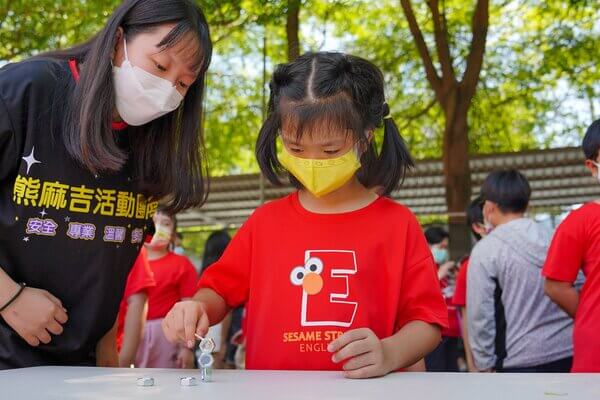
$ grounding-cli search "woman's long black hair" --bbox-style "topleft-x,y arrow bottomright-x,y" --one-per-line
40,0 -> 212,212
256,52 -> 414,196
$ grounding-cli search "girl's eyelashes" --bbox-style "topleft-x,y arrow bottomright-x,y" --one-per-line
324,149 -> 340,155
178,81 -> 188,89
155,62 -> 167,72
290,148 -> 303,153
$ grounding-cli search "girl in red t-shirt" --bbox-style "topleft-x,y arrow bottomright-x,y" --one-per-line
162,52 -> 448,378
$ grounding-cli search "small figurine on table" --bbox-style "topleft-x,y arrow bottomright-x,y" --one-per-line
196,334 -> 215,382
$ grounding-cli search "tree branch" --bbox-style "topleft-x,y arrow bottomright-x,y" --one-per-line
399,0 -> 442,94
461,0 -> 489,101
398,98 -> 438,131
426,0 -> 456,82
286,0 -> 301,61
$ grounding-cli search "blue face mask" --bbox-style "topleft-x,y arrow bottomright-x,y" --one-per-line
432,247 -> 449,265
173,246 -> 185,255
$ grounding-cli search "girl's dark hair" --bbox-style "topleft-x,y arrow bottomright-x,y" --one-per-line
201,230 -> 231,275
256,52 -> 414,196
583,119 -> 600,161
424,226 -> 449,246
39,0 -> 212,213
466,196 -> 484,241
481,169 -> 531,213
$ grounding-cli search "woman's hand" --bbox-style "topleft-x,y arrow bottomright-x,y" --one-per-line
96,321 -> 118,367
329,328 -> 390,379
0,286 -> 68,347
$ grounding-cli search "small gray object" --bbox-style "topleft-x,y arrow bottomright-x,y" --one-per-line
199,337 -> 216,353
198,352 -> 214,368
136,377 -> 154,387
201,367 -> 212,382
180,377 -> 197,386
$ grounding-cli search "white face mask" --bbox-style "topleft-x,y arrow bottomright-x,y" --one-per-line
145,222 -> 173,250
112,39 -> 184,126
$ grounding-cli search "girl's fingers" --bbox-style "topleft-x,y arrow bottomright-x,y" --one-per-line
161,318 -> 175,343
328,329 -> 369,353
344,364 -> 382,380
342,352 -> 375,371
332,338 -> 371,363
183,307 -> 199,348
196,310 -> 209,338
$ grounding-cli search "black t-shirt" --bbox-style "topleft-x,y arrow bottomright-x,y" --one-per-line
0,58 -> 156,368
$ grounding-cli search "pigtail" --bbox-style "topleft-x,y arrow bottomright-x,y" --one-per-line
371,103 -> 414,196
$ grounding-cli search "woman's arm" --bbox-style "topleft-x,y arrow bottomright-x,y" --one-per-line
0,266 -> 68,347
96,319 -> 119,367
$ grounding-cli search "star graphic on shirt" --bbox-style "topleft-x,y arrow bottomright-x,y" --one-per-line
22,147 -> 41,175
23,237 -> 29,242
116,245 -> 120,249
65,216 -> 71,222
39,209 -> 48,218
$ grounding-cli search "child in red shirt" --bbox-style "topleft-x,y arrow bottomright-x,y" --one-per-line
136,210 -> 199,368
116,247 -> 156,367
423,226 -> 461,372
162,52 -> 448,378
543,119 -> 600,372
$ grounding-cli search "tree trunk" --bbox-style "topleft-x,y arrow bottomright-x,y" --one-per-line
442,90 -> 472,259
286,0 -> 301,61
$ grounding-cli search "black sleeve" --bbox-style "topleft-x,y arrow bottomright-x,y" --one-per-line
0,59 -> 64,181
0,86 -> 20,181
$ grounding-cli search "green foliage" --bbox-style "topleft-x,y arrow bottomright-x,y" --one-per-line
1,0 -> 599,169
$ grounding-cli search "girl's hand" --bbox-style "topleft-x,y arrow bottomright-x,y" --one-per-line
0,286 -> 68,347
438,261 -> 456,280
161,300 -> 209,349
328,328 -> 390,379
176,347 -> 196,369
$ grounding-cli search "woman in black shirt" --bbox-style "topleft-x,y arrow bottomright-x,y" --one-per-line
0,0 -> 212,369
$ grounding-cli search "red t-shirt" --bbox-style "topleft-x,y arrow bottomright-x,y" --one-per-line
198,192 -> 448,370
440,277 -> 461,338
452,258 -> 470,308
117,247 -> 155,350
542,202 -> 600,372
147,252 -> 198,320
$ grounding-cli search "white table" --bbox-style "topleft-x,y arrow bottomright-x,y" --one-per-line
0,367 -> 598,399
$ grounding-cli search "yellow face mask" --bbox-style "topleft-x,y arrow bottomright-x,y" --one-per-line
278,144 -> 361,198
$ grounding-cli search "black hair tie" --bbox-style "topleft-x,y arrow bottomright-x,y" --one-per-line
382,103 -> 392,119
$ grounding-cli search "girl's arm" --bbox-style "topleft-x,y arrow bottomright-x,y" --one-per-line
544,278 -> 579,318
329,321 -> 441,379
118,292 -> 148,367
162,288 -> 230,349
